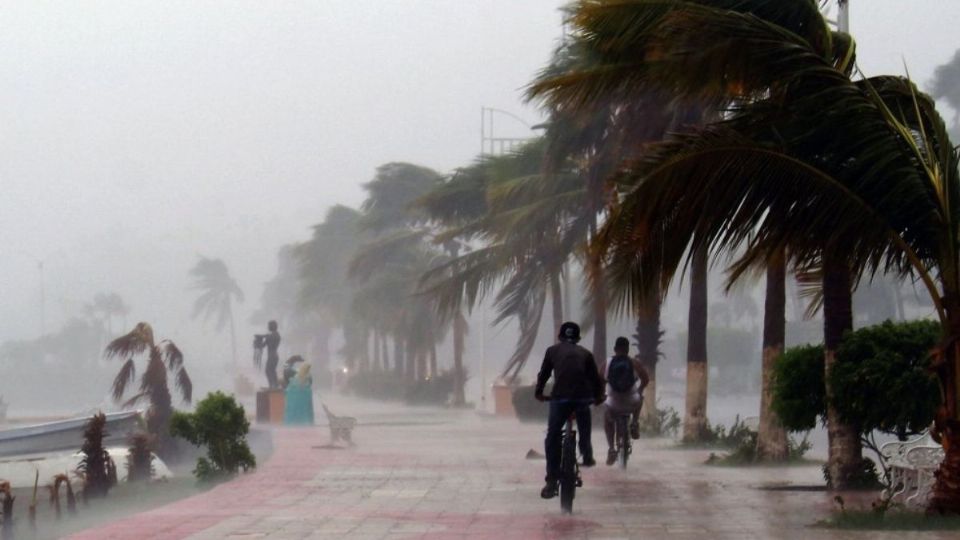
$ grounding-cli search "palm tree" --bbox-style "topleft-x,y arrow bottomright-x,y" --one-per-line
537,0 -> 960,505
105,322 -> 192,457
420,140 -> 589,382
189,257 -> 244,369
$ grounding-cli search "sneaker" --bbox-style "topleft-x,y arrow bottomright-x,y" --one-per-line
630,421 -> 640,440
540,480 -> 558,499
581,455 -> 596,467
606,449 -> 617,466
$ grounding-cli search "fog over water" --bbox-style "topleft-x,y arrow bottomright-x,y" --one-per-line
0,1 -> 958,411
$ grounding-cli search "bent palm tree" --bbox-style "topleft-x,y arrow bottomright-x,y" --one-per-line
106,322 -> 192,458
189,257 -> 244,368
552,0 -> 958,508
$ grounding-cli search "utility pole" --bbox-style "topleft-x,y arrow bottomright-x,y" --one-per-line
39,260 -> 45,339
838,0 -> 850,33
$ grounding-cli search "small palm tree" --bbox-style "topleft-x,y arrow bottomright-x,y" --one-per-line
106,322 -> 192,457
189,257 -> 244,368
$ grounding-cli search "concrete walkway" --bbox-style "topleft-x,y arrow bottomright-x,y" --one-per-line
68,397 -> 956,539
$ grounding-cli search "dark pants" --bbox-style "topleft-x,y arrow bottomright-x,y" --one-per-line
545,398 -> 594,481
266,356 -> 279,389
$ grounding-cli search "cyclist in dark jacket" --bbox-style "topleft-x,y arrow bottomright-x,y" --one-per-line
535,321 -> 604,499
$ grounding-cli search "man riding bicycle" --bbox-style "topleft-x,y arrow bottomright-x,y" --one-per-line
535,321 -> 604,499
603,337 -> 650,466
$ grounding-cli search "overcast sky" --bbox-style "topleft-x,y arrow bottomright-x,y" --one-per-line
1,0 -> 958,356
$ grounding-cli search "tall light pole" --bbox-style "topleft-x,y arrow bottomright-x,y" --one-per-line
838,0 -> 850,33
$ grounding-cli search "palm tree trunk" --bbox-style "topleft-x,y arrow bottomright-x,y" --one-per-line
550,273 -> 564,338
756,251 -> 789,460
637,282 -> 661,422
683,247 -> 709,442
823,256 -> 863,489
373,329 -> 381,371
589,215 -> 608,367
405,340 -> 417,381
429,343 -> 438,379
394,337 -> 404,377
228,307 -> 238,371
360,328 -> 371,373
930,304 -> 960,514
452,312 -> 467,406
380,334 -> 389,372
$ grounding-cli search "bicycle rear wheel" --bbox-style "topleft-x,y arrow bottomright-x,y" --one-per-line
559,434 -> 577,513
617,416 -> 629,469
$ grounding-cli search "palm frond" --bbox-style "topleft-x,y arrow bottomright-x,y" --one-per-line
162,341 -> 183,370
122,391 -> 150,409
111,359 -> 136,402
175,367 -> 193,403
104,323 -> 153,359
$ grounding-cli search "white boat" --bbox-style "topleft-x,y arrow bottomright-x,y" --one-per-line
0,410 -> 142,457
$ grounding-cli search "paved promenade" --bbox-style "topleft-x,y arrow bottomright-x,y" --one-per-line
68,397 -> 955,539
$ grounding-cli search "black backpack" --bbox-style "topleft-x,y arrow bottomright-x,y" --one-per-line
607,355 -> 637,393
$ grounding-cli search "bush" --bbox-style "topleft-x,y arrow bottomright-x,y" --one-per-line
345,370 -> 461,406
771,319 -> 941,438
637,404 -> 681,438
169,392 -> 256,481
831,320 -> 940,439
126,432 -> 155,482
771,344 -> 825,432
77,412 -> 116,499
404,371 -> 456,405
512,384 -> 547,422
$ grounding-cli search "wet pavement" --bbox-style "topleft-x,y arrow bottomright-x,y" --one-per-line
68,396 -> 956,539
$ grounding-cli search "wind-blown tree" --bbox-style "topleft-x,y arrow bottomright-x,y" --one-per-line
106,323 -> 192,458
349,163 -> 454,382
420,139 -> 591,383
536,0 -> 960,506
189,257 -> 244,368
528,20 -> 713,428
294,206 -> 367,372
527,0 -> 840,461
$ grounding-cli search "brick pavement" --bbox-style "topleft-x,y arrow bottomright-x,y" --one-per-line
68,398 -> 958,539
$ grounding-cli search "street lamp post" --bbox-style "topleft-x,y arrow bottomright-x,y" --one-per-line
838,0 -> 850,33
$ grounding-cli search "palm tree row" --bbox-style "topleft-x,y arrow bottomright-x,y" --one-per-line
520,0 -> 959,512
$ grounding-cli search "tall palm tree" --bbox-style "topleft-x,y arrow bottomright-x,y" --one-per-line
106,322 -> 192,457
189,257 -> 244,369
539,0 -> 960,506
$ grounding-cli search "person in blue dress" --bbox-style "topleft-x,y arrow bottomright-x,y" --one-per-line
284,361 -> 315,425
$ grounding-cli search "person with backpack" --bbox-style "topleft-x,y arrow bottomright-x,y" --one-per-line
534,321 -> 604,499
603,337 -> 650,466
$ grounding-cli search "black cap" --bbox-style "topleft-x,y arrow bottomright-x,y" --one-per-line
558,321 -> 581,343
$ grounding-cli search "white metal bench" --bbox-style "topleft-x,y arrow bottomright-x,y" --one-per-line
321,403 -> 356,446
880,431 -> 943,507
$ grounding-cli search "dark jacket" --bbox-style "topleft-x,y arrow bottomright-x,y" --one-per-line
534,341 -> 603,400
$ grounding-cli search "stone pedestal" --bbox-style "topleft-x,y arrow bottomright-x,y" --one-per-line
256,389 -> 285,424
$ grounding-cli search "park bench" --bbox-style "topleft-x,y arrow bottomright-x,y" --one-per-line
321,403 -> 356,446
880,430 -> 944,507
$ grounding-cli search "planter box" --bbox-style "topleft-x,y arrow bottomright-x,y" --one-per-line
493,383 -> 516,417
256,389 -> 285,424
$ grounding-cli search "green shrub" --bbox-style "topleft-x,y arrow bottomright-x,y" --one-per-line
638,404 -> 681,438
771,344 -> 825,432
831,320 -> 940,438
78,412 -> 116,499
170,392 -> 256,481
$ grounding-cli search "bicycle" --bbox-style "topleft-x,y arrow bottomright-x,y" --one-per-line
613,410 -> 632,469
544,396 -> 584,514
